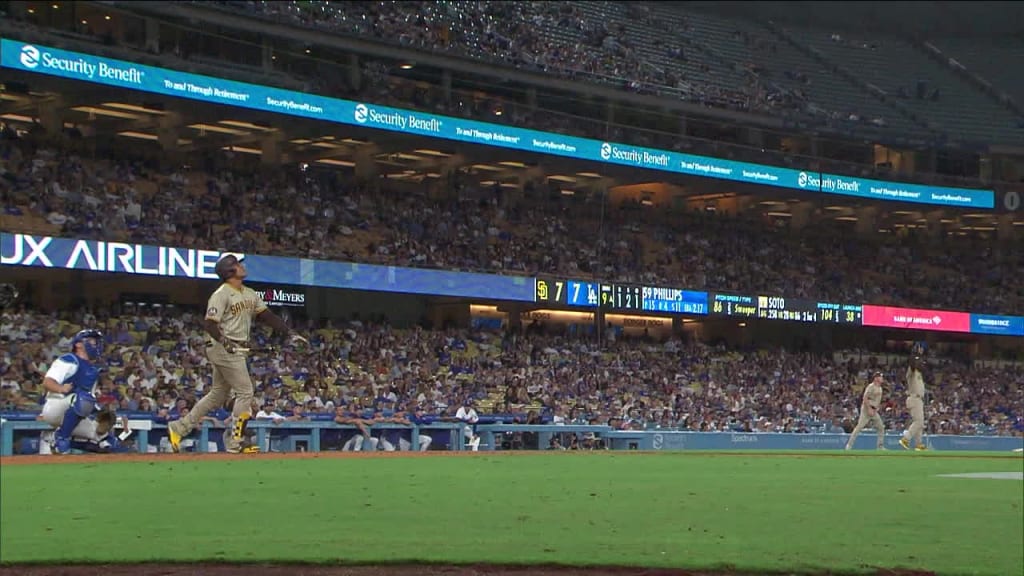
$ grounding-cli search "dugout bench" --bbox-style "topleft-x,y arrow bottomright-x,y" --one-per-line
1,417 -> 466,455
474,424 -> 613,451
0,418 -> 155,456
192,420 -> 467,453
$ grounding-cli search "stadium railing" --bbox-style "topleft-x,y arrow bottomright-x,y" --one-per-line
474,424 -> 614,451
3,417 -> 1021,455
0,415 -> 467,456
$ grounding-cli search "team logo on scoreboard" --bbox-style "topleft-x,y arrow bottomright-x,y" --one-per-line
600,142 -> 612,160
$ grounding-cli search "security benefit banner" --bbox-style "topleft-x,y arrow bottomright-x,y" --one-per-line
0,39 -> 996,209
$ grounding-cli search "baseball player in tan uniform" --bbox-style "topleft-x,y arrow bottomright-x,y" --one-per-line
900,356 -> 927,451
168,254 -> 306,453
845,371 -> 886,451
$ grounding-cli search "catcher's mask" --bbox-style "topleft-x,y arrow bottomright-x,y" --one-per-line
71,329 -> 104,361
214,253 -> 246,281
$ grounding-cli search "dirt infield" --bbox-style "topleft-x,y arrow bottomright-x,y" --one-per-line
0,565 -> 937,576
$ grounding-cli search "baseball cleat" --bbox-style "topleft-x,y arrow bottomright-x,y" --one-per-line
168,421 -> 183,453
844,445 -> 851,451
877,446 -> 887,451
915,445 -> 927,451
898,437 -> 910,450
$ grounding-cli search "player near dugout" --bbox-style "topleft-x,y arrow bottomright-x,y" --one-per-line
900,355 -> 927,451
845,371 -> 886,451
168,253 -> 307,454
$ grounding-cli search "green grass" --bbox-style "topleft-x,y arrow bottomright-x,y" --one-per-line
1,451 -> 1022,575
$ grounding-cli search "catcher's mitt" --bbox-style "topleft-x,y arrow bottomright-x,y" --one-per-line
95,405 -> 118,436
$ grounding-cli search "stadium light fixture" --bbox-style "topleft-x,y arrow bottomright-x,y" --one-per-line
219,120 -> 275,131
72,106 -> 141,120
117,131 -> 158,141
188,123 -> 249,135
102,102 -> 168,115
0,114 -> 35,123
314,159 -> 356,167
221,145 -> 262,155
413,149 -> 452,157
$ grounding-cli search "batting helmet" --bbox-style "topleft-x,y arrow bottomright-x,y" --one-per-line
214,253 -> 245,281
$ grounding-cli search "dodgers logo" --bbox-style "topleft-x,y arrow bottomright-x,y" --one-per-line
20,45 -> 40,69
354,103 -> 368,124
798,171 -> 808,188
599,142 -> 612,160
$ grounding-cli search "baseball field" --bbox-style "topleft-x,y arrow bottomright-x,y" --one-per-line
0,450 -> 1021,576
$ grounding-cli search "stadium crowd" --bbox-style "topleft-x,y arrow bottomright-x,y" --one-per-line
1,307 -> 1021,439
1,133 -> 1021,315
205,1 -> 737,104
5,0 -> 989,187
195,0 -> 972,160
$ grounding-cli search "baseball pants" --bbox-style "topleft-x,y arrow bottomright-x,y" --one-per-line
906,396 -> 925,446
379,435 -> 433,452
343,434 -> 379,451
39,396 -> 102,454
847,409 -> 885,448
173,343 -> 254,452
